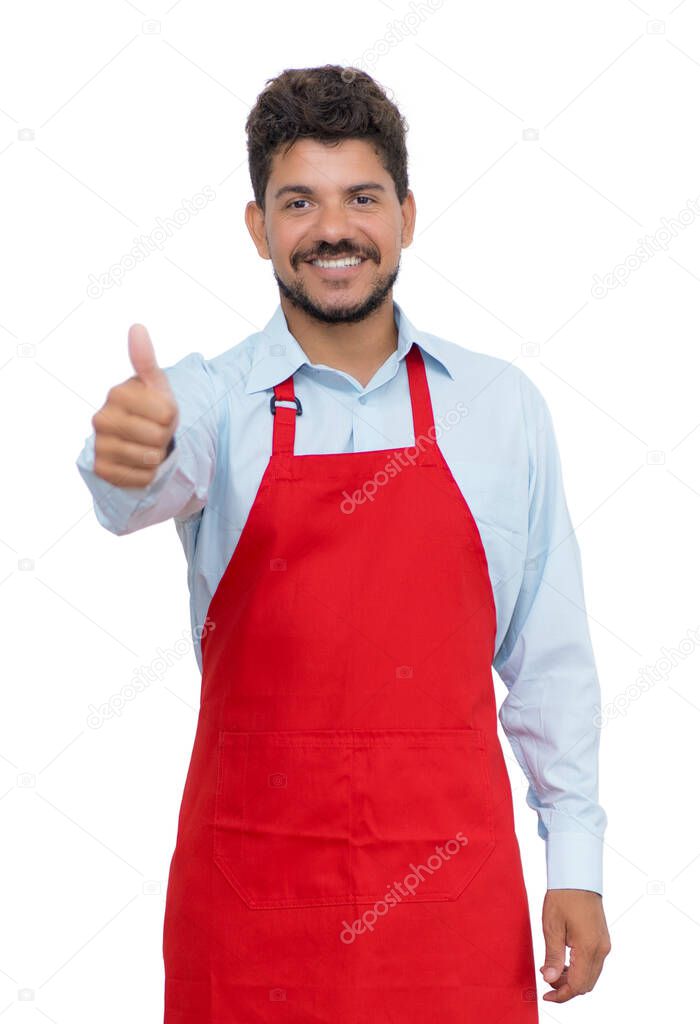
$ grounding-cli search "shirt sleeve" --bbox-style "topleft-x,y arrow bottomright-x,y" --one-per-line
75,352 -> 219,535
493,369 -> 608,895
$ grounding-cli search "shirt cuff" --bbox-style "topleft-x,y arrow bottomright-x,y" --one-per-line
545,832 -> 604,895
75,429 -> 182,534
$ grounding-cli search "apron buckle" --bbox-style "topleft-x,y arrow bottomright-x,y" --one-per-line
270,395 -> 303,416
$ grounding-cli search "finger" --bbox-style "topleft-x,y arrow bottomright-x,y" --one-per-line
110,380 -> 178,426
95,433 -> 170,470
544,964 -> 569,990
543,981 -> 576,1003
543,948 -> 599,1002
127,323 -> 172,395
566,942 -> 603,997
93,406 -> 175,447
92,456 -> 163,489
540,937 -> 567,985
541,897 -> 569,985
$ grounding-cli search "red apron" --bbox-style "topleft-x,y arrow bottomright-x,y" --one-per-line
163,342 -> 539,1022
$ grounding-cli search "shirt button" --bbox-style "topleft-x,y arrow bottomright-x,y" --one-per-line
358,395 -> 367,405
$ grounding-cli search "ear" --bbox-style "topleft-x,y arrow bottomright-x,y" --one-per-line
400,189 -> 417,249
245,200 -> 271,260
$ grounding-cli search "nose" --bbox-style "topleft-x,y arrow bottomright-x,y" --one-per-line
309,202 -> 359,251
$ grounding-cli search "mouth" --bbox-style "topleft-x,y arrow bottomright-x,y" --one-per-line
303,254 -> 370,278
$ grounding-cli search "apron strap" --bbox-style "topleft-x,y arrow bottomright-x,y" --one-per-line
405,342 -> 439,464
270,378 -> 300,456
270,342 -> 439,462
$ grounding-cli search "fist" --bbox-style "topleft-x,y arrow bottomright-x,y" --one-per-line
92,324 -> 179,488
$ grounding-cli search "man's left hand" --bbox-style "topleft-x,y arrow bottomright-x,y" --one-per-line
540,888 -> 611,1002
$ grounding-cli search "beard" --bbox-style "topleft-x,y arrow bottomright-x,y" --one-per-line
272,256 -> 402,325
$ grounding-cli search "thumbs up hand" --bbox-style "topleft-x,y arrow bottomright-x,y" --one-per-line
91,325 -> 180,488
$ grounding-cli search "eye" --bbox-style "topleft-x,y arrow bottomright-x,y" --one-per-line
284,195 -> 376,210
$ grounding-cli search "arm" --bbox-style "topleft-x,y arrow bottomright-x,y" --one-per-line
494,370 -> 608,894
76,332 -> 219,535
494,370 -> 611,1001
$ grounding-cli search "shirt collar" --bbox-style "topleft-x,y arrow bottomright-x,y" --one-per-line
244,300 -> 456,395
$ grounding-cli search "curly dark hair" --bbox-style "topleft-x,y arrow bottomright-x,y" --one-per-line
244,65 -> 409,212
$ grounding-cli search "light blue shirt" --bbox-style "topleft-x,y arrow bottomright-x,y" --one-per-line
76,299 -> 607,895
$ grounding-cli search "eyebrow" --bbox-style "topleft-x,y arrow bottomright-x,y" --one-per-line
273,182 -> 387,201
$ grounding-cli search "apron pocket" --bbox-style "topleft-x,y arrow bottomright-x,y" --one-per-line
351,728 -> 496,903
213,731 -> 354,910
213,728 -> 496,910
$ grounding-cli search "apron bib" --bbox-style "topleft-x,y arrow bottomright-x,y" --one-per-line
163,343 -> 539,1022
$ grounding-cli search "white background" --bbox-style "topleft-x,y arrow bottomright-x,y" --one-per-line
3,0 -> 699,1020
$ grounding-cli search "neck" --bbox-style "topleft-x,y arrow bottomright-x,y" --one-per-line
280,295 -> 398,389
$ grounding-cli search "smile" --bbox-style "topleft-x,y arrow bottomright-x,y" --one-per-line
310,256 -> 364,268
304,255 -> 368,277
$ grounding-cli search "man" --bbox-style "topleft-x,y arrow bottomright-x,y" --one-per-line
77,64 -> 610,1022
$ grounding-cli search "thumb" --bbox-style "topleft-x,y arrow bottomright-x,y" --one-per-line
541,924 -> 567,983
128,323 -> 172,394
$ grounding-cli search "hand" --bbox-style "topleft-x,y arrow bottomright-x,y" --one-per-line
92,324 -> 179,488
540,888 -> 611,1003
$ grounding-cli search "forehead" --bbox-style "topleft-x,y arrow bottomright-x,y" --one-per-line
267,137 -> 391,196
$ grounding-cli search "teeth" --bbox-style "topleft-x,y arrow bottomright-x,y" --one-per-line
311,256 -> 363,268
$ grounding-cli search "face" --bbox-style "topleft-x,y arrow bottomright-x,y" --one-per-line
245,137 -> 415,325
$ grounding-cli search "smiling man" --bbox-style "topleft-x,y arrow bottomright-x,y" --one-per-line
76,64 -> 610,1023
